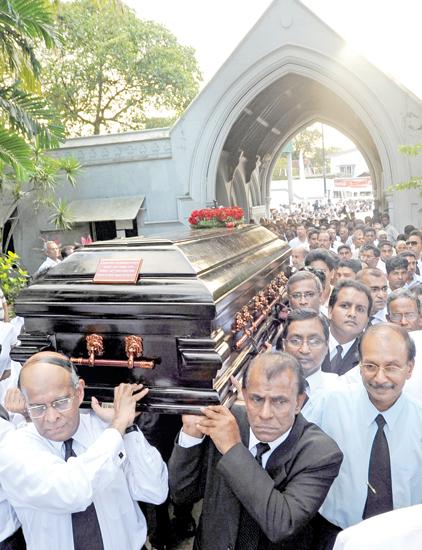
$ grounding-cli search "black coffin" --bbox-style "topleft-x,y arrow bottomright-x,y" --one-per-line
12,225 -> 290,413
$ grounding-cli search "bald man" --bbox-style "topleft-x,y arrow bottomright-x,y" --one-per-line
0,352 -> 168,550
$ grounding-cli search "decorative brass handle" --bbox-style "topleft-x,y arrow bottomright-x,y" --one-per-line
231,271 -> 287,350
71,334 -> 155,369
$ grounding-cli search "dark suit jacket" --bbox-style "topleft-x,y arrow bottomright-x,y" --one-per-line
169,408 -> 343,550
321,338 -> 360,376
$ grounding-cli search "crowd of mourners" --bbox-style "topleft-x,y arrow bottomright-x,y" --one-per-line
1,199 -> 422,550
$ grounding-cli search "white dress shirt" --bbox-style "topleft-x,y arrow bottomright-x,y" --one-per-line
333,505 -> 422,550
0,322 -> 19,376
375,258 -> 386,273
303,385 -> 422,529
305,369 -> 339,395
328,333 -> 355,360
34,256 -> 61,275
288,237 -> 309,250
301,369 -> 339,416
0,412 -> 168,550
179,426 -> 291,469
0,418 -> 20,543
371,307 -> 387,324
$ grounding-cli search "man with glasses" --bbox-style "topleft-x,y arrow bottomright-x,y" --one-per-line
286,270 -> 323,312
305,249 -> 337,316
406,231 -> 422,274
387,289 -> 421,332
406,229 -> 422,275
0,351 -> 168,550
282,309 -> 339,406
304,324 -> 422,548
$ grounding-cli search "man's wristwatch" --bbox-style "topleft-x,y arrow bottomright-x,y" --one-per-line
124,424 -> 139,435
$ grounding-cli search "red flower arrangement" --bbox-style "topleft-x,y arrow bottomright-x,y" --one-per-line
189,207 -> 244,228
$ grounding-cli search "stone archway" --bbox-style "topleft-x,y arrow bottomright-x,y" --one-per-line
212,68 -> 388,220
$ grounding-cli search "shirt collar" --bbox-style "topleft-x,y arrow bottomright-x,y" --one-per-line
248,426 -> 292,452
358,384 -> 406,430
306,369 -> 324,394
45,412 -> 90,456
329,333 -> 355,357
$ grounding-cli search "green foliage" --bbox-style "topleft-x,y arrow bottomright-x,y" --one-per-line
388,144 -> 422,195
0,1 -> 80,247
0,251 -> 29,306
293,128 -> 322,157
40,0 -> 202,136
0,0 -> 64,176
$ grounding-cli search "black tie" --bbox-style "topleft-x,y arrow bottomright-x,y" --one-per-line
330,345 -> 343,374
0,404 -> 9,421
235,443 -> 271,550
362,415 -> 393,520
64,439 -> 104,550
255,442 -> 271,466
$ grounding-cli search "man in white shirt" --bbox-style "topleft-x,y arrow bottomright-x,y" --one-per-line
288,224 -> 309,250
305,324 -> 422,548
281,309 -> 339,407
386,256 -> 409,291
381,213 -> 399,244
0,351 -> 168,550
286,270 -> 323,312
407,230 -> 422,274
386,288 -> 421,332
0,407 -> 24,550
333,505 -> 422,550
356,268 -> 388,325
33,240 -> 62,277
401,250 -> 422,288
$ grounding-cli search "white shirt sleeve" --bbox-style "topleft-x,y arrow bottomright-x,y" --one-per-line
122,428 -> 168,505
0,427 -> 127,513
178,429 -> 205,447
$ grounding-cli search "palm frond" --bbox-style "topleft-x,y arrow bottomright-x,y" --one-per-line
0,84 -> 65,146
0,125 -> 33,172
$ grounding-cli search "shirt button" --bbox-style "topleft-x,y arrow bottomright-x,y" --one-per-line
119,451 -> 124,459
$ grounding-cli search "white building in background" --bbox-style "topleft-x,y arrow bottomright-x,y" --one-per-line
328,148 -> 369,178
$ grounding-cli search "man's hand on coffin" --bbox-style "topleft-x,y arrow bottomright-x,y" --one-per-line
111,383 -> 149,435
4,387 -> 26,414
181,414 -> 204,439
91,396 -> 115,423
196,405 -> 241,455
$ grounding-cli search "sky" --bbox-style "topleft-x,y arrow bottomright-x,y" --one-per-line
124,0 -> 421,149
125,0 -> 421,99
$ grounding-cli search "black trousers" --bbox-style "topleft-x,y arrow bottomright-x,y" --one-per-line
311,513 -> 342,550
0,528 -> 26,550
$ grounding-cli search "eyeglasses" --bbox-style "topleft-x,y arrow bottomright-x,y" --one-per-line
360,363 -> 406,376
27,395 -> 76,419
285,336 -> 326,348
289,291 -> 317,300
389,312 -> 419,322
369,286 -> 388,294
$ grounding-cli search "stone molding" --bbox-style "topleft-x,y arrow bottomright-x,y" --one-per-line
50,137 -> 172,166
